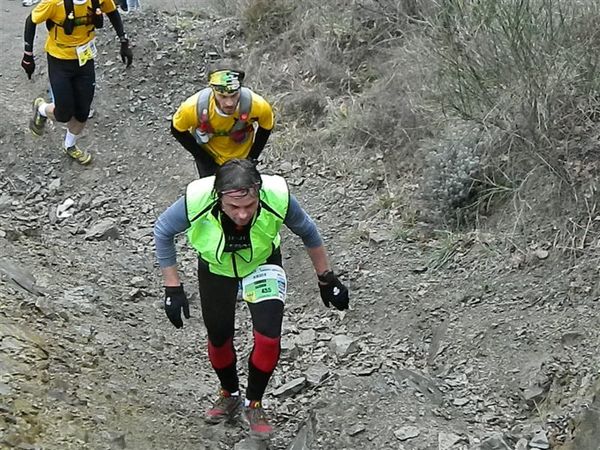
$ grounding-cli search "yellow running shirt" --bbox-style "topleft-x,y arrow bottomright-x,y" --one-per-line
172,89 -> 274,165
31,0 -> 116,60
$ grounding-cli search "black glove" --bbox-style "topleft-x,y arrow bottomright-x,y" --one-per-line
164,285 -> 190,328
119,37 -> 133,67
318,270 -> 349,311
21,53 -> 35,79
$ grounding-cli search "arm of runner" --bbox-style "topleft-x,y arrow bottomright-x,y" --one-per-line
171,122 -> 205,160
154,197 -> 191,286
283,195 -> 330,274
248,126 -> 271,160
23,14 -> 36,53
22,15 -> 37,78
106,10 -> 125,37
251,93 -> 275,130
171,94 -> 207,159
106,9 -> 133,67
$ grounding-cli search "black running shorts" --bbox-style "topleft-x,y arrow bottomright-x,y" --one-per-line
47,54 -> 95,123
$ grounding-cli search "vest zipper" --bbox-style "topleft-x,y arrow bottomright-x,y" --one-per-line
232,253 -> 239,278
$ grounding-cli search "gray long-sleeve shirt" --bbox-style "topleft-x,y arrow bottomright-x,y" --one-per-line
154,194 -> 323,268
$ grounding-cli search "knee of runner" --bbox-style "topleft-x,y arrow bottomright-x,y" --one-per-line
208,337 -> 236,369
74,112 -> 89,123
250,330 -> 281,373
53,107 -> 73,123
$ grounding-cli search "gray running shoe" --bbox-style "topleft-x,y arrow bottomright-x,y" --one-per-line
243,400 -> 273,439
204,389 -> 241,424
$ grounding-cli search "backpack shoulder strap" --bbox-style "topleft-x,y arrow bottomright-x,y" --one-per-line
238,87 -> 252,119
229,87 -> 253,133
196,88 -> 213,133
196,88 -> 213,122
91,0 -> 103,29
62,0 -> 75,34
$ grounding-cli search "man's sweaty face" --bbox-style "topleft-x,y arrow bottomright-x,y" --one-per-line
214,91 -> 241,115
221,193 -> 259,226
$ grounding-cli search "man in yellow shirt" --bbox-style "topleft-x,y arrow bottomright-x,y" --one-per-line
171,66 -> 274,177
21,0 -> 133,165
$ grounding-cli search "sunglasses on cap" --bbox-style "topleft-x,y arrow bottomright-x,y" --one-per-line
211,85 -> 241,96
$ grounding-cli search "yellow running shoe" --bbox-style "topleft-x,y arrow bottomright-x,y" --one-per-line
63,144 -> 92,165
29,98 -> 47,137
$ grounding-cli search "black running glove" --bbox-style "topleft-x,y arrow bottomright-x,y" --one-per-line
119,36 -> 133,67
164,285 -> 190,328
21,53 -> 35,79
318,270 -> 349,311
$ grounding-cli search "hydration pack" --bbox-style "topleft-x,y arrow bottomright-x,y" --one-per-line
46,0 -> 103,35
195,87 -> 253,144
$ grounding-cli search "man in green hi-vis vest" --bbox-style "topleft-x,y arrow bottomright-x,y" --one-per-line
153,159 -> 349,440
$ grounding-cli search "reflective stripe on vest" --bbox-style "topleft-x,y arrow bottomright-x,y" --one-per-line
185,175 -> 289,278
194,87 -> 253,144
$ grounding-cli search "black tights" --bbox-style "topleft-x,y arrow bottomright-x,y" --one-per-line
194,150 -> 219,178
197,251 -> 284,399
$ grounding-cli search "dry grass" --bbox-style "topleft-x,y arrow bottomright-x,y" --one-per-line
204,0 -> 600,245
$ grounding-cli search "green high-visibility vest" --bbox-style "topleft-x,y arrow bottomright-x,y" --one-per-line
185,175 -> 289,278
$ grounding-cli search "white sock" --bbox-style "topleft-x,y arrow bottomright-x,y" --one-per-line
38,102 -> 48,117
243,398 -> 261,407
64,130 -> 78,149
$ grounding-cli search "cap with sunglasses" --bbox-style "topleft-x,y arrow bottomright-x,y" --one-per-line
208,69 -> 245,94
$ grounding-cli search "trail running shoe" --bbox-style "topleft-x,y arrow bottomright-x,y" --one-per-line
29,98 -> 47,136
243,400 -> 273,439
63,144 -> 92,165
204,389 -> 241,424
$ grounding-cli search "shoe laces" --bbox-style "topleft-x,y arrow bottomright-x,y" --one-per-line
214,389 -> 238,407
67,146 -> 84,157
246,401 -> 268,424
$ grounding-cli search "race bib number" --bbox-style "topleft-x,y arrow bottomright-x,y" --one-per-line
76,39 -> 97,66
242,264 -> 287,304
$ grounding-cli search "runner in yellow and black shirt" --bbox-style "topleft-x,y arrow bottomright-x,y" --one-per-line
171,65 -> 274,177
21,0 -> 133,165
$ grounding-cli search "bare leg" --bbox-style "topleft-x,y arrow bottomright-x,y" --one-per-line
41,102 -> 56,121
66,117 -> 85,135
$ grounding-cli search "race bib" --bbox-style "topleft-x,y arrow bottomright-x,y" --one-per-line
76,39 -> 97,66
242,264 -> 287,304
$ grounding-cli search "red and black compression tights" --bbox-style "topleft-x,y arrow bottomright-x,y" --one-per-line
197,254 -> 284,399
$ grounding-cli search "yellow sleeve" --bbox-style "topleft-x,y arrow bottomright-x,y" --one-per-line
100,0 -> 117,14
31,0 -> 57,24
172,93 -> 200,132
250,92 -> 274,131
